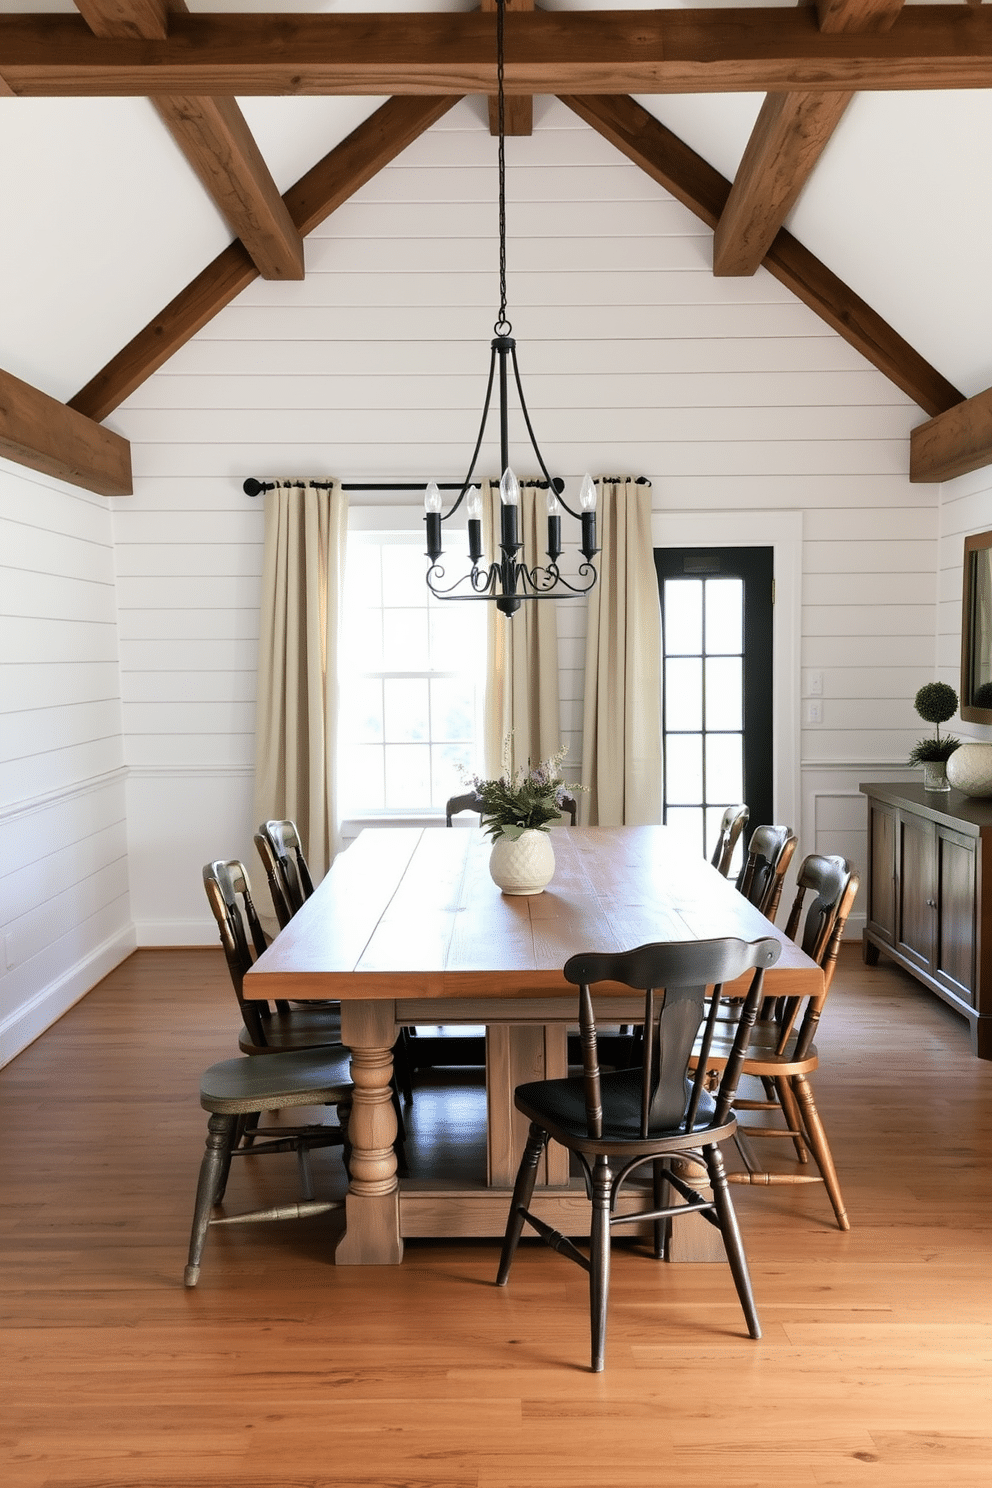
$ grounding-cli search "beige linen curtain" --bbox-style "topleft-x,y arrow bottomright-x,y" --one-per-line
252,479 -> 347,883
483,479 -> 562,776
580,478 -> 662,825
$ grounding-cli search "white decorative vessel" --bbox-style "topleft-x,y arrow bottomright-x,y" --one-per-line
489,829 -> 555,895
921,760 -> 950,792
946,742 -> 992,797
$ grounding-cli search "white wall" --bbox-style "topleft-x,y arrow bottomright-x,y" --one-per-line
0,459 -> 133,1064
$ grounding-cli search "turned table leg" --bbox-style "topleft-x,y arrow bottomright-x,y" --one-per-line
335,1000 -> 402,1265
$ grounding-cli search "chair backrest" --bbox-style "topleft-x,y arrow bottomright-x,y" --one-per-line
445,789 -> 577,827
255,819 -> 314,927
563,936 -> 781,1139
203,860 -> 272,1046
710,804 -> 750,877
736,824 -> 798,924
773,854 -> 860,1058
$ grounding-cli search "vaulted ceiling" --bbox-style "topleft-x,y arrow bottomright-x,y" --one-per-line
2,1 -> 990,498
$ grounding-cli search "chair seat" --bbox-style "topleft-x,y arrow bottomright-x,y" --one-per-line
515,1068 -> 732,1155
199,1045 -> 353,1114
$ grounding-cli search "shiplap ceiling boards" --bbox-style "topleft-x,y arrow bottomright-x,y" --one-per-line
0,0 -> 990,492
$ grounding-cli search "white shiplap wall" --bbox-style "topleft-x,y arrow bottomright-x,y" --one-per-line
0,459 -> 133,1064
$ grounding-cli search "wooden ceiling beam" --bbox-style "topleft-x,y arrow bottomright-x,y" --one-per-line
482,0 -> 533,138
910,386 -> 992,482
714,0 -> 904,277
0,366 -> 132,496
3,9 -> 992,97
67,95 -> 460,422
560,93 -> 964,419
72,0 -> 303,280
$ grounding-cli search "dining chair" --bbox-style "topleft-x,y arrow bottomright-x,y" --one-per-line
445,788 -> 578,827
698,854 -> 859,1230
736,824 -> 798,924
710,804 -> 750,877
184,1043 -> 352,1287
496,934 -> 782,1371
255,819 -> 313,930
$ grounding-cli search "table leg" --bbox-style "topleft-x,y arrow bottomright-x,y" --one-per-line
486,1024 -> 570,1187
335,1000 -> 402,1265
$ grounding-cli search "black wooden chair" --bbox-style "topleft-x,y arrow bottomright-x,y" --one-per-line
699,854 -> 860,1230
736,824 -> 798,924
255,818 -> 313,930
710,804 -> 750,877
445,788 -> 578,827
184,1043 -> 352,1287
496,934 -> 781,1371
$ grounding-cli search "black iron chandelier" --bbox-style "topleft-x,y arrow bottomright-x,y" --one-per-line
424,0 -> 598,617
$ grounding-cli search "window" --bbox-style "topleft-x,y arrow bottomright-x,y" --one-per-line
339,530 -> 486,815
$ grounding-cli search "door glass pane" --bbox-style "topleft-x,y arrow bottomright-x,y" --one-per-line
667,807 -> 705,859
705,656 -> 743,731
705,579 -> 743,654
664,580 -> 702,655
665,657 -> 703,731
706,732 -> 744,804
666,733 -> 702,805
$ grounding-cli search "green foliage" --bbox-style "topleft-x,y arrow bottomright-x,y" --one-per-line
974,681 -> 992,709
908,735 -> 960,764
913,681 -> 958,726
465,741 -> 582,841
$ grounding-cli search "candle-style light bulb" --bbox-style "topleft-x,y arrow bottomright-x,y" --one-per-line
546,487 -> 562,562
546,490 -> 561,517
499,468 -> 520,507
466,487 -> 483,564
579,473 -> 597,512
499,468 -> 519,552
424,480 -> 443,562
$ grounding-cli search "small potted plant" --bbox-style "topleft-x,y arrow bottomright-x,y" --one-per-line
464,741 -> 578,894
908,682 -> 960,791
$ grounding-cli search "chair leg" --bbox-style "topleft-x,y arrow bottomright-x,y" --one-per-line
652,1158 -> 670,1259
185,1112 -> 237,1288
791,1074 -> 850,1231
589,1153 -> 613,1372
496,1122 -> 546,1286
774,1076 -> 810,1163
705,1141 -> 761,1340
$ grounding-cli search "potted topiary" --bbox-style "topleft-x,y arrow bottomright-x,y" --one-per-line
908,682 -> 960,791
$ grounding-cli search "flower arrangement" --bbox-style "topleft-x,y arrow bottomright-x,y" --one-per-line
908,681 -> 961,764
463,740 -> 579,841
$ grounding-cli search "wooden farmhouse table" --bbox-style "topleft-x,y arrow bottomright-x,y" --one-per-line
245,825 -> 823,1265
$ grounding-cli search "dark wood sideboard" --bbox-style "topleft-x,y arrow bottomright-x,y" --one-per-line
860,782 -> 992,1059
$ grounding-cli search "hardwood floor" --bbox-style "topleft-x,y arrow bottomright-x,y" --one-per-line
2,945 -> 990,1487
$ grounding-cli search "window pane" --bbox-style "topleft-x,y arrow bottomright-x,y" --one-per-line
345,544 -> 381,609
384,678 -> 429,742
342,608 -> 382,672
664,579 -> 702,656
666,733 -> 702,805
705,656 -> 743,732
345,678 -> 383,743
705,579 -> 743,655
383,608 -> 429,670
381,543 -> 430,607
665,657 -> 702,731
705,732 -> 744,804
341,745 -> 384,811
429,604 -> 484,670
385,744 -> 431,807
430,677 -> 475,742
432,742 -> 475,806
666,807 -> 705,859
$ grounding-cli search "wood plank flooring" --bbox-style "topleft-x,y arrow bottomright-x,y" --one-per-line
2,945 -> 990,1487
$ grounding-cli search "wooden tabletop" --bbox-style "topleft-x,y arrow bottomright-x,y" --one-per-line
246,825 -> 822,1002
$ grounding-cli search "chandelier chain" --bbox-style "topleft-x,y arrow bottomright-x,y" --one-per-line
495,0 -> 510,336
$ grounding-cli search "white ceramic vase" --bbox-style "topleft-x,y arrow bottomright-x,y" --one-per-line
946,742 -> 992,797
489,829 -> 556,895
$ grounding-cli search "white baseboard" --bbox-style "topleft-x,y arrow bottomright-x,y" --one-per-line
0,926 -> 137,1068
135,919 -> 218,947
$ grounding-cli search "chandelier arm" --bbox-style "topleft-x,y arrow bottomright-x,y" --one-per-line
440,341 -> 499,520
508,343 -> 570,509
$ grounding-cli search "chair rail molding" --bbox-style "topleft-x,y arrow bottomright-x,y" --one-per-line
0,766 -> 128,827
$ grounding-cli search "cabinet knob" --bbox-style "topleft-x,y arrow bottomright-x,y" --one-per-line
927,898 -> 937,908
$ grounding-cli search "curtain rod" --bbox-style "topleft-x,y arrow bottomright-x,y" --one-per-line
243,477 -> 649,498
